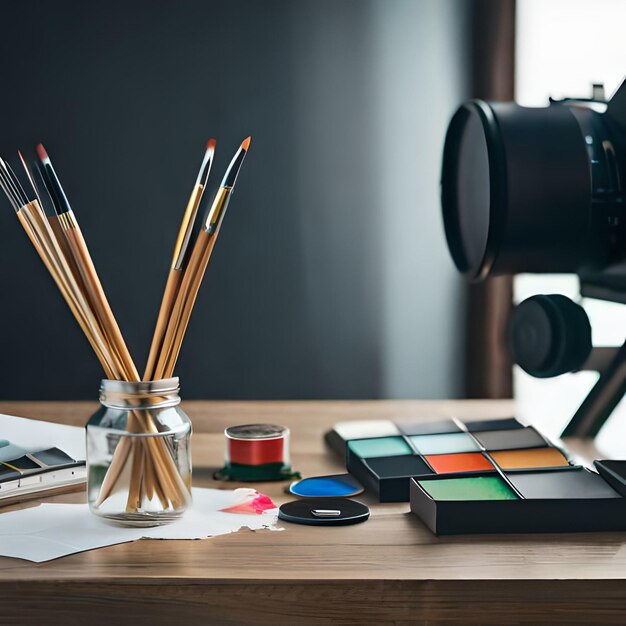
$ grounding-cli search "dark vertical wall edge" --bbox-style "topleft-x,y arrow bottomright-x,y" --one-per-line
465,0 -> 516,398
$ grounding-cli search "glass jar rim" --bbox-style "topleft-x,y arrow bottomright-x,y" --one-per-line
99,377 -> 180,410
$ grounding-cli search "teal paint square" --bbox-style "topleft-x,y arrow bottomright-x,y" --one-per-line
347,437 -> 412,458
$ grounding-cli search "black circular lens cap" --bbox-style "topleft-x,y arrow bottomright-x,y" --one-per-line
278,497 -> 370,526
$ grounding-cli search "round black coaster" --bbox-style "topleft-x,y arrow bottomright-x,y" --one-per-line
278,497 -> 370,526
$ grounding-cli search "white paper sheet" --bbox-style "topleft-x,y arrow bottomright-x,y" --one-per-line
0,413 -> 85,460
0,487 -> 281,562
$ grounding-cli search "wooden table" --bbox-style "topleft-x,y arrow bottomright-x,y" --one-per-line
1,400 -> 625,625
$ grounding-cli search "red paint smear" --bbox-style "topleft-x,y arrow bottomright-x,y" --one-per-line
228,437 -> 285,465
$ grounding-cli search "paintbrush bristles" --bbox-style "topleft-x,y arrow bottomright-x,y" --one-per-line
0,159 -> 28,210
172,139 -> 216,270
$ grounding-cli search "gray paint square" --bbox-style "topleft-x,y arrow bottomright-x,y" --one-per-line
472,427 -> 546,451
508,469 -> 621,499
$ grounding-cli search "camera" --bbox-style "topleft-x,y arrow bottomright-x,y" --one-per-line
440,80 -> 626,437
442,81 -> 626,295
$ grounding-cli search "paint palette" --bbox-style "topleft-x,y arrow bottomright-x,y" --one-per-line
329,417 -> 571,502
326,417 -> 626,534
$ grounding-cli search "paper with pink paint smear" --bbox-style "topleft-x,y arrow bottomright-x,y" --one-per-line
0,487 -> 281,562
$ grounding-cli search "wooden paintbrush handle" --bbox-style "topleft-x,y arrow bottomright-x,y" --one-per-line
126,439 -> 144,512
152,232 -> 207,378
59,212 -> 140,382
144,268 -> 182,381
154,230 -> 215,379
142,441 -> 156,501
94,436 -> 132,506
18,205 -> 117,378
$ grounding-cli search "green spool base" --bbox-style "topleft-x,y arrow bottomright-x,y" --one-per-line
214,462 -> 300,482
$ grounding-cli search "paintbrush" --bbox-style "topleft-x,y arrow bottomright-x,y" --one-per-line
0,158 -> 117,377
36,144 -> 140,382
12,151 -> 153,505
144,139 -> 216,380
154,137 -> 251,379
1,156 -> 153,507
32,147 -> 188,507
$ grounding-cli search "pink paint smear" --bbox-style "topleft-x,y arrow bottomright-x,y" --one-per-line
220,489 -> 277,515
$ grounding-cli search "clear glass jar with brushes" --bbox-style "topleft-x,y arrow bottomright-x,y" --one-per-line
87,377 -> 192,527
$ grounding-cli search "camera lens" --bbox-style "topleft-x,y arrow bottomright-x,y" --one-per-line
441,103 -> 493,279
441,100 -> 620,281
508,294 -> 592,378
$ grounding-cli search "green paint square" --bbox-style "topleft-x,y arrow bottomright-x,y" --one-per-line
347,436 -> 412,458
417,476 -> 519,501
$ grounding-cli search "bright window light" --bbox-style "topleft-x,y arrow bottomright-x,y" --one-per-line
515,0 -> 626,447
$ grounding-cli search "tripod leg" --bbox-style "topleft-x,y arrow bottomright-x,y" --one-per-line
561,339 -> 626,437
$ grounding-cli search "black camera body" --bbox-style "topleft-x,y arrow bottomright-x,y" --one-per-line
441,80 -> 626,437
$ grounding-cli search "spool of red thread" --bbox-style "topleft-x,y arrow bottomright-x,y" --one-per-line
223,424 -> 293,481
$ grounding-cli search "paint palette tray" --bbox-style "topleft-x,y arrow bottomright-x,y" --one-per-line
329,417 -> 573,502
410,469 -> 626,535
326,416 -> 626,534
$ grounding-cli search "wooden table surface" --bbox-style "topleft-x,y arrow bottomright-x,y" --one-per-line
1,399 -> 625,625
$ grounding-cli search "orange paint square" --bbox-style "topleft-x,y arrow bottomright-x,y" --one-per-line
425,452 -> 494,474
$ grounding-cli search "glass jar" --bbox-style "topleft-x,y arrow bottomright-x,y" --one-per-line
87,377 -> 192,527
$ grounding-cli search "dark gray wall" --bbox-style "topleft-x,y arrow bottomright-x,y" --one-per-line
0,0 -> 467,400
